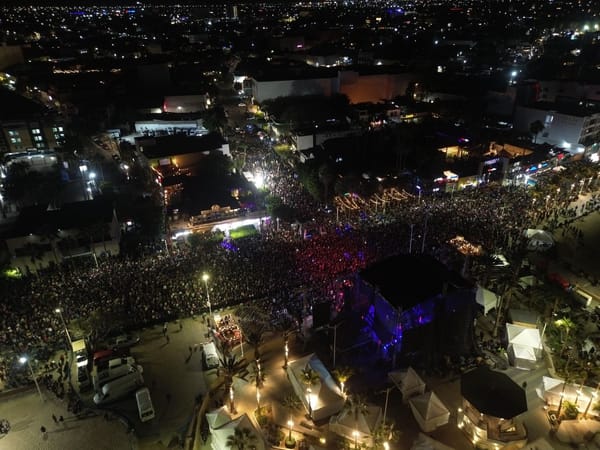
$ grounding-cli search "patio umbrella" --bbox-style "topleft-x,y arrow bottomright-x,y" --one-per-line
460,366 -> 527,419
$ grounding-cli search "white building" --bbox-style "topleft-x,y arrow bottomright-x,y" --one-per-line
513,102 -> 600,155
134,119 -> 208,136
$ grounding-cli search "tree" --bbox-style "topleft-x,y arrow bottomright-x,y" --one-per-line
243,325 -> 266,364
219,354 -> 245,413
249,361 -> 266,389
318,162 -> 336,204
371,421 -> 401,450
529,120 -> 545,144
226,427 -> 257,450
332,366 -> 354,395
37,223 -> 61,266
281,392 -> 302,430
300,365 -> 320,418
343,394 -> 369,426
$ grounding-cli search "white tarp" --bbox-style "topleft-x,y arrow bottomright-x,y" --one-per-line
329,404 -> 382,447
388,367 -> 426,402
286,353 -> 345,422
476,286 -> 499,315
506,323 -> 542,369
409,391 -> 450,432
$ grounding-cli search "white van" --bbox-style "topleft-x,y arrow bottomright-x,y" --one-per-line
72,339 -> 88,368
93,371 -> 144,405
202,342 -> 220,370
93,363 -> 140,392
136,387 -> 155,422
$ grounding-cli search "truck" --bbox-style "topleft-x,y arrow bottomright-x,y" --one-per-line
93,371 -> 144,405
72,339 -> 88,368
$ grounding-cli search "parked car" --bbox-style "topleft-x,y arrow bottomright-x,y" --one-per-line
109,334 -> 140,350
77,366 -> 91,391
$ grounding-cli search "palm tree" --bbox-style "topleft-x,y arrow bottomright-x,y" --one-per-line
343,394 -> 369,429
281,391 -> 302,431
243,325 -> 266,364
529,120 -> 545,144
219,354 -> 245,414
272,315 -> 296,368
249,360 -> 266,389
226,427 -> 257,450
332,366 -> 354,395
318,162 -> 335,204
371,421 -> 401,450
491,243 -> 528,337
300,365 -> 320,418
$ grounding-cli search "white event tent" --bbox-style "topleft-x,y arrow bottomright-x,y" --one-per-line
286,353 -> 345,422
506,323 -> 542,370
408,391 -> 451,432
329,404 -> 382,447
476,286 -> 499,315
388,366 -> 426,402
205,408 -> 266,450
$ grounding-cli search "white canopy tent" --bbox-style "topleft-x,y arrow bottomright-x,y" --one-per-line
518,275 -> 538,290
476,286 -> 499,315
409,391 -> 451,432
329,404 -> 382,447
524,229 -> 554,251
286,353 -> 345,422
205,409 -> 266,450
506,323 -> 542,370
388,367 -> 426,402
539,376 -> 596,412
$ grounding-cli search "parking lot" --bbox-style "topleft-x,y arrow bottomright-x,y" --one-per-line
73,316 -> 214,449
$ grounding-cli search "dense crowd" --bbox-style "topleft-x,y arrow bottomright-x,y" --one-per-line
0,140 -> 598,389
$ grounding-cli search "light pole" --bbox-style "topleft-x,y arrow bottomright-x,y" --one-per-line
421,214 -> 428,253
306,387 -> 313,419
287,419 -> 294,441
202,273 -> 212,321
19,356 -> 43,402
352,430 -> 359,450
55,307 -> 72,346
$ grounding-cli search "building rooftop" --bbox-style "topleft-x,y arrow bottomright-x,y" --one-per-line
2,198 -> 115,239
0,88 -> 49,121
136,132 -> 226,159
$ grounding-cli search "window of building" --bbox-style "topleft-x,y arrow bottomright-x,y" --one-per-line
544,115 -> 554,127
8,130 -> 18,137
32,128 -> 41,135
34,135 -> 43,142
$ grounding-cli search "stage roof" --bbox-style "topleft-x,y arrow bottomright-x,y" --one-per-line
358,254 -> 472,309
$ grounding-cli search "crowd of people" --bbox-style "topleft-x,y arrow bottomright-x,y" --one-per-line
0,136 -> 598,390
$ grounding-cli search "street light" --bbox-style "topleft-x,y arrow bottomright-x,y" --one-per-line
352,430 -> 359,450
19,356 -> 43,402
55,307 -> 72,346
202,273 -> 212,321
306,387 -> 313,419
287,419 -> 294,440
